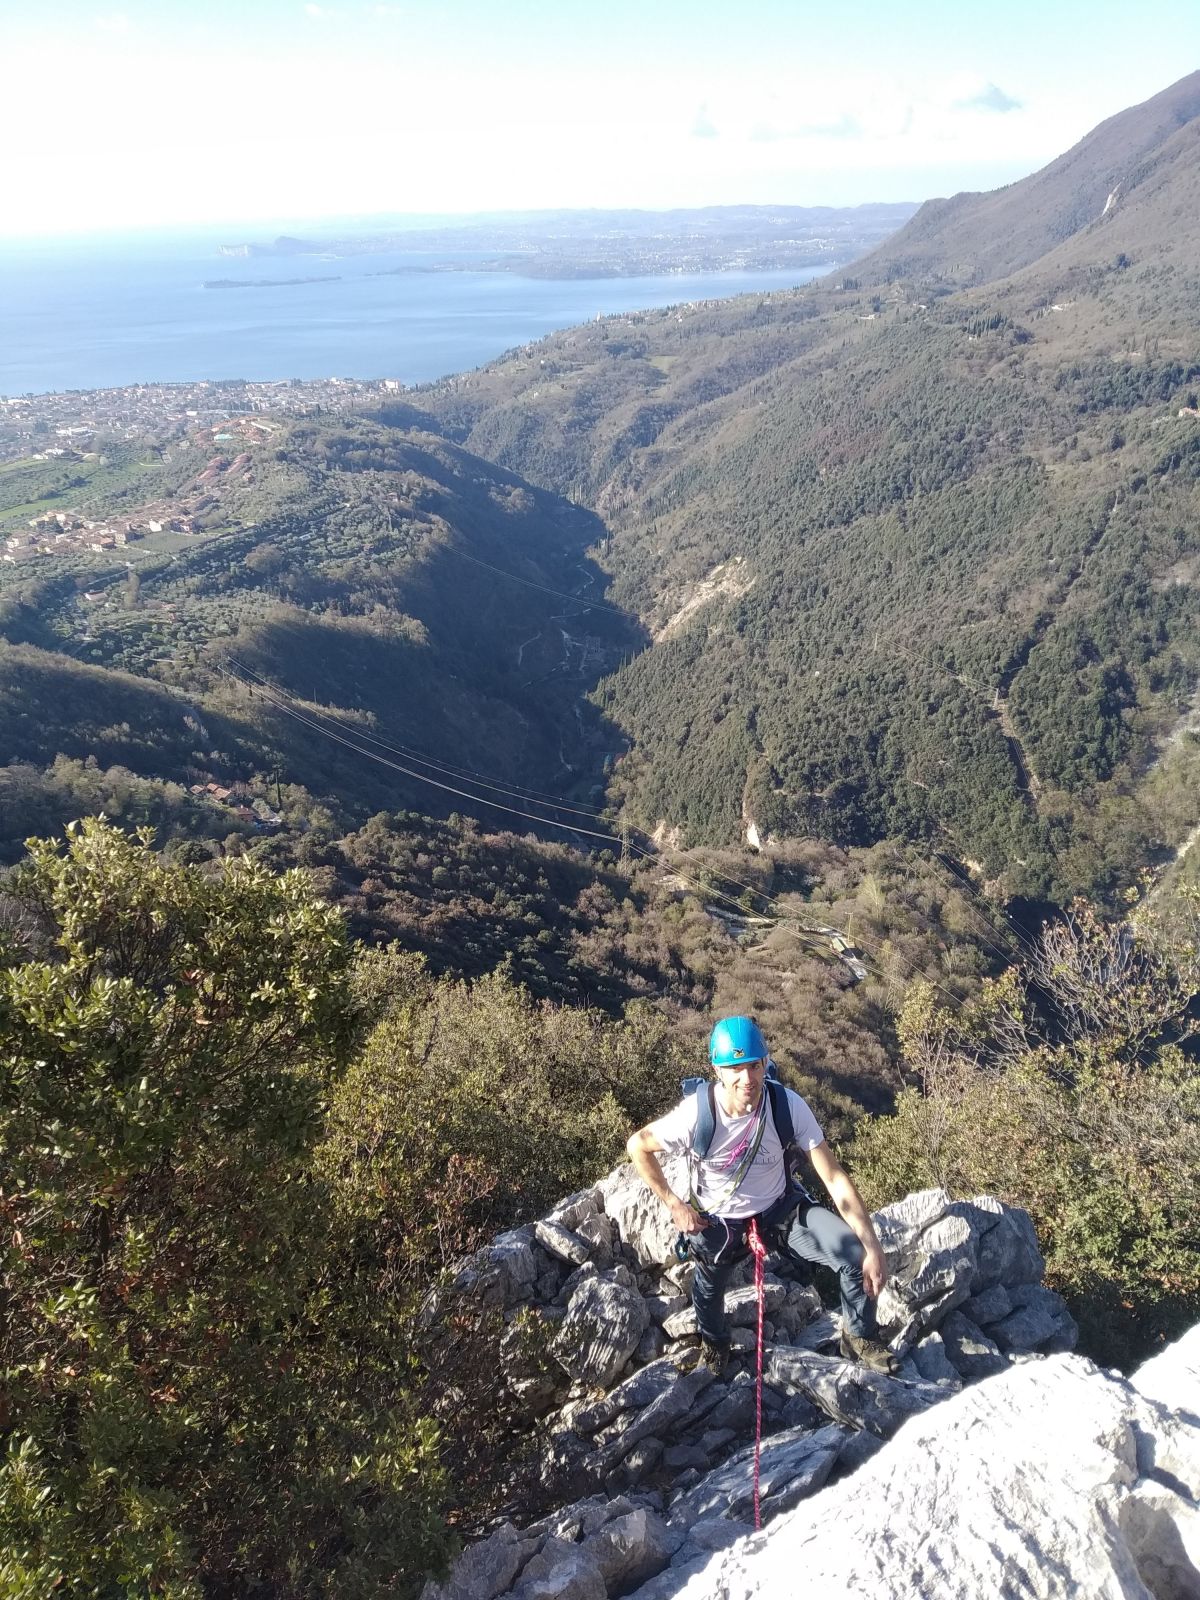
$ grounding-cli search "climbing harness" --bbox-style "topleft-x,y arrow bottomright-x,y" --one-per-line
747,1216 -> 769,1533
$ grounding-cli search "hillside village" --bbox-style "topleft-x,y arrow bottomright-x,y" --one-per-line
1,437 -> 257,568
0,374 -> 406,463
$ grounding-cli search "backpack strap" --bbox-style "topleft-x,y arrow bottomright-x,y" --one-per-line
766,1078 -> 794,1154
693,1081 -> 718,1160
688,1075 -> 792,1163
683,1073 -> 807,1209
679,1076 -> 717,1158
765,1078 -> 820,1209
684,1080 -> 716,1207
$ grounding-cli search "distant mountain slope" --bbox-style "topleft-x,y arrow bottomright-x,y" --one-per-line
0,414 -> 636,829
423,76 -> 1200,900
851,72 -> 1200,288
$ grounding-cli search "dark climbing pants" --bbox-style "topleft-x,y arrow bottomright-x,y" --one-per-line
690,1202 -> 877,1347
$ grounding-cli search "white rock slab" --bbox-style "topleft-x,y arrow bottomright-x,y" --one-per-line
646,1327 -> 1200,1600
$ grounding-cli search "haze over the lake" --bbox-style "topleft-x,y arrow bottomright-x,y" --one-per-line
3,0 -> 1197,239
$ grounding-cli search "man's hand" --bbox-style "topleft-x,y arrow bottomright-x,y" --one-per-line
626,1126 -> 705,1234
809,1141 -> 890,1298
862,1242 -> 888,1298
668,1194 -> 704,1234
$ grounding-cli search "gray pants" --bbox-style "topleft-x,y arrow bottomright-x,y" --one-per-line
691,1203 -> 877,1346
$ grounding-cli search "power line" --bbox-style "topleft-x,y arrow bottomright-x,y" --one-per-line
227,656 -> 614,822
925,848 -> 1041,959
440,543 -> 633,617
216,667 -> 972,1009
224,658 -> 814,923
884,846 -> 1020,969
219,662 -> 822,932
216,665 -> 624,845
220,663 -> 791,931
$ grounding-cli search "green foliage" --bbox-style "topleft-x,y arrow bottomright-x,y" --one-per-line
326,817 -> 1002,1130
0,642 -> 236,780
321,953 -> 693,1271
0,414 -> 636,840
427,262 -> 1200,902
851,896 -> 1200,1366
0,755 -> 226,865
0,820 -> 450,1597
317,949 -> 695,1517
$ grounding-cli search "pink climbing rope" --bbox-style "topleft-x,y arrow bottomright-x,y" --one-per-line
747,1216 -> 769,1532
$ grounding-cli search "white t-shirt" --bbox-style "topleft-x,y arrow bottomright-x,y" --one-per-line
649,1085 -> 824,1220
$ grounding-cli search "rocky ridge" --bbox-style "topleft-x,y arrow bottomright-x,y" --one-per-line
668,1322 -> 1200,1599
421,1174 -> 1081,1600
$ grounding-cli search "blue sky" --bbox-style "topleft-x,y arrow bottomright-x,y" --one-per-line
3,0 -> 1198,236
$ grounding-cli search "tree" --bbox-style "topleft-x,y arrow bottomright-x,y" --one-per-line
0,820 -> 449,1597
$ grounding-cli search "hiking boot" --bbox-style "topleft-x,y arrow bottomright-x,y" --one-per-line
694,1337 -> 732,1376
839,1329 -> 899,1374
697,1338 -> 730,1378
671,1336 -> 730,1378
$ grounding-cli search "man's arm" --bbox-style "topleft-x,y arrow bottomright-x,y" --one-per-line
626,1125 -> 704,1234
808,1141 -> 889,1297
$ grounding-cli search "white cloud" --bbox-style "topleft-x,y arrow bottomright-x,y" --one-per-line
0,38 -> 1128,235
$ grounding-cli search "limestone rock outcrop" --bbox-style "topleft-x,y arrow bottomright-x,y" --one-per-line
652,1323 -> 1200,1599
420,1179 -> 1096,1600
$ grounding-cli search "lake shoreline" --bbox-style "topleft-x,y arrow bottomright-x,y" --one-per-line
1,243 -> 837,398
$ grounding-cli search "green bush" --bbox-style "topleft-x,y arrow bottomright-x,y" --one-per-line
321,953 -> 691,1283
851,896 -> 1200,1366
317,953 -> 694,1521
0,820 -> 450,1597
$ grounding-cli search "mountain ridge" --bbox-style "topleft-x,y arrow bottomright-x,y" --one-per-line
421,72 -> 1200,898
850,70 -> 1200,289
0,411 -> 636,837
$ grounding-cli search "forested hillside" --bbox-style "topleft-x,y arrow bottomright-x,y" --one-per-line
0,411 -> 636,841
4,81 -> 1200,1595
425,73 -> 1200,902
2,372 -> 1021,1134
851,71 -> 1200,288
2,390 -> 1021,1143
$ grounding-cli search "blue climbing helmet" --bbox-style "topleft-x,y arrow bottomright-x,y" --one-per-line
709,1015 -> 768,1068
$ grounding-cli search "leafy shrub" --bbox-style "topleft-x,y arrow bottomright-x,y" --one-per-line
0,820 -> 450,1597
851,896 -> 1200,1366
321,952 -> 692,1283
318,952 -> 694,1521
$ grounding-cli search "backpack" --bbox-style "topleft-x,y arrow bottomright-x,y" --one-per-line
680,1059 -> 810,1205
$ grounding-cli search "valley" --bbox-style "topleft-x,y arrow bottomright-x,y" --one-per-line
5,62 -> 1200,1600
423,73 -> 1200,904
5,79 -> 1200,1022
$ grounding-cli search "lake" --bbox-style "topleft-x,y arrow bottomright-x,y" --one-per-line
0,230 -> 834,397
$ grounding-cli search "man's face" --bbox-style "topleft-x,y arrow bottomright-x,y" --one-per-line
717,1057 -> 766,1115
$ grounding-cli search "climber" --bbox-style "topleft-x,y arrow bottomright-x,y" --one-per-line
625,1014 -> 897,1376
